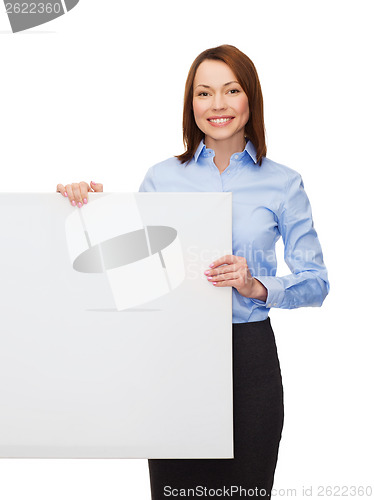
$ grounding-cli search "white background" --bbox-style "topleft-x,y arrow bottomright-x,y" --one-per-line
1,0 -> 373,498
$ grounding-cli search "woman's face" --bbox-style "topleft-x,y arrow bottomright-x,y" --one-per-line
192,59 -> 250,145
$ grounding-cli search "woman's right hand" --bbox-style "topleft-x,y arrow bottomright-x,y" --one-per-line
56,181 -> 103,207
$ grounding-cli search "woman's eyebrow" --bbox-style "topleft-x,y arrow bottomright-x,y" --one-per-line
195,81 -> 240,89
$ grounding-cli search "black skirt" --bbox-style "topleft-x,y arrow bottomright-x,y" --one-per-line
148,317 -> 284,499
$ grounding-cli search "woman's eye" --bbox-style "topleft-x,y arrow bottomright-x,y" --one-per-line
198,92 -> 209,97
228,89 -> 240,94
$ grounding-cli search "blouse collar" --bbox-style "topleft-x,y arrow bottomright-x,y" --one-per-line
193,138 -> 258,164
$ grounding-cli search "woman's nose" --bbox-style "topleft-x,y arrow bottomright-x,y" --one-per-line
212,94 -> 227,110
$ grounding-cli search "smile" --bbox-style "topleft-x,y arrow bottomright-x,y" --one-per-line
207,117 -> 234,126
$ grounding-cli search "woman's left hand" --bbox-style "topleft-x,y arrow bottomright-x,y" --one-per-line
204,255 -> 268,302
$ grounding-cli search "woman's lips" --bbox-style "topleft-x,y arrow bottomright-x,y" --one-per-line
207,117 -> 235,127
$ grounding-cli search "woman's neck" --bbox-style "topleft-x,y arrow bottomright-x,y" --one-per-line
204,134 -> 247,173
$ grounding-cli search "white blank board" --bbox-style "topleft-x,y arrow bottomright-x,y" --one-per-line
0,193 -> 233,459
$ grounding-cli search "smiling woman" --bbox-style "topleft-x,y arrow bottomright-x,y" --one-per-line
176,45 -> 266,170
139,44 -> 329,499
56,44 -> 329,500
192,60 -> 250,173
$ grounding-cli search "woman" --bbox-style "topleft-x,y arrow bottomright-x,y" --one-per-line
57,45 -> 329,499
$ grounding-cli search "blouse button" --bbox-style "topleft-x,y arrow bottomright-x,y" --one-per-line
234,155 -> 239,159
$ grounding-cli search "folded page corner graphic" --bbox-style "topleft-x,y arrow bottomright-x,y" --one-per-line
65,193 -> 186,311
64,0 -> 79,11
4,0 -> 80,33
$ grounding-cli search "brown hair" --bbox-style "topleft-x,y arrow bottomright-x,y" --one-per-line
175,44 -> 266,166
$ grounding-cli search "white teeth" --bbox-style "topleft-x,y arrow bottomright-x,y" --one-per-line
209,118 -> 232,123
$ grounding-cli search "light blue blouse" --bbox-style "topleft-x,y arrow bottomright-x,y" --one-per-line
139,139 -> 330,323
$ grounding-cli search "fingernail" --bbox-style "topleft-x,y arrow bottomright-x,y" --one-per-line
63,191 -> 68,197
207,277 -> 213,281
209,263 -> 214,268
77,202 -> 82,208
71,200 -> 76,206
204,271 -> 210,275
83,198 -> 87,204
91,181 -> 96,185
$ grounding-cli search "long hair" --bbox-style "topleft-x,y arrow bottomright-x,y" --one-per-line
176,44 -> 266,166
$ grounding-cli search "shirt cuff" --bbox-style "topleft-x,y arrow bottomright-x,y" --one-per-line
251,276 -> 286,309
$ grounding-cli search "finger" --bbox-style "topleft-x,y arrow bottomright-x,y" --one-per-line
207,271 -> 238,282
79,181 -> 89,205
90,181 -> 103,192
56,184 -> 68,197
71,183 -> 84,207
209,254 -> 235,269
211,278 -> 239,287
65,184 -> 76,206
206,265 -> 235,277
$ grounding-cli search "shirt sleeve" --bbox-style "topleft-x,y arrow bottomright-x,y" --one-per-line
138,165 -> 157,192
252,172 -> 330,309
